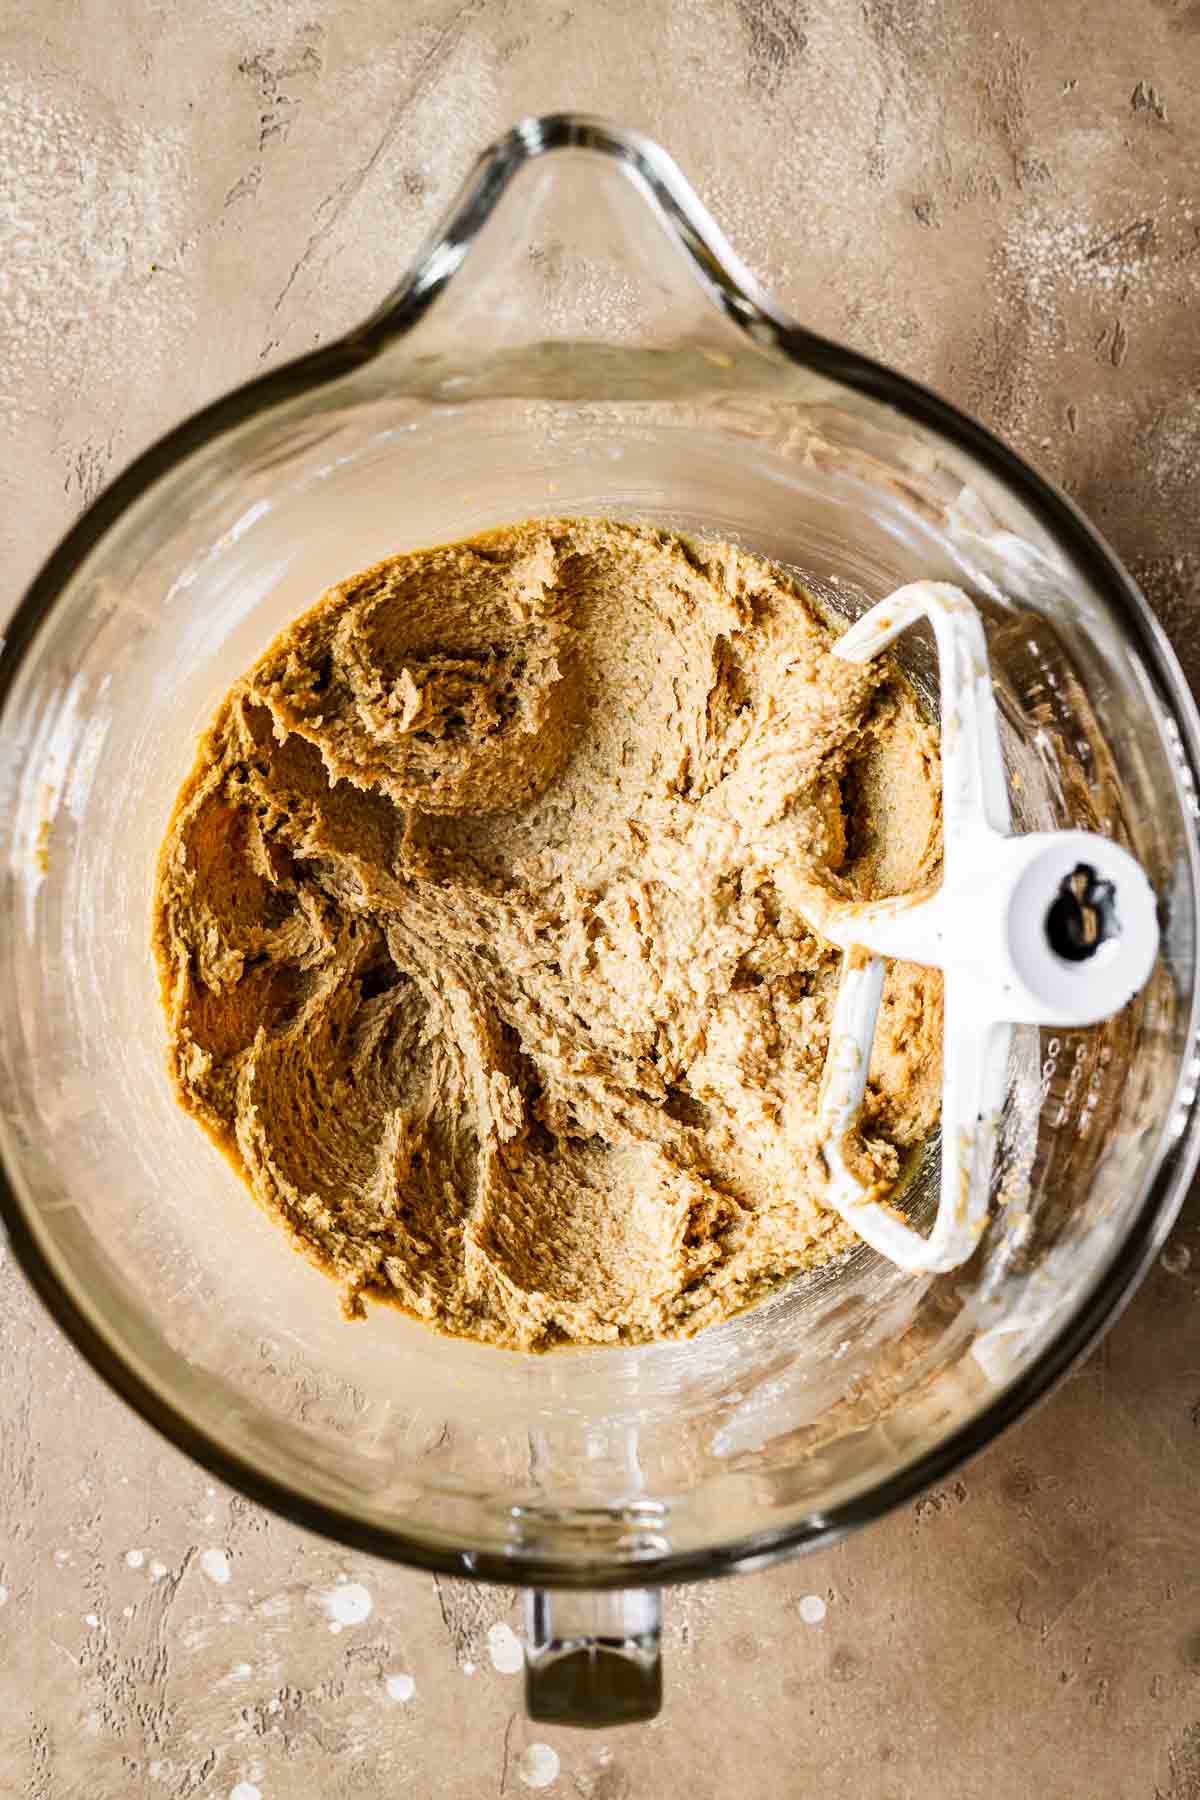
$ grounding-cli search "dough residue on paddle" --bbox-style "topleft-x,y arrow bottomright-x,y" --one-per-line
153,520 -> 942,1349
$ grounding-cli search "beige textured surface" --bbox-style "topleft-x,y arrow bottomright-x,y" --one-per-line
2,1 -> 1199,1793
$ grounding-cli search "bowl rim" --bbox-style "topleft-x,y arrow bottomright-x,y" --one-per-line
3,113 -> 1199,1588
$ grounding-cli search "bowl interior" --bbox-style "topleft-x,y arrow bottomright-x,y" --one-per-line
1,373 -> 1195,1576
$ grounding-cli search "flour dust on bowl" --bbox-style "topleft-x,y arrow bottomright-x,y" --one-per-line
1,116 -> 1198,1729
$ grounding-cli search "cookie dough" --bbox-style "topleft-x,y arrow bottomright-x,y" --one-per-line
153,520 -> 942,1349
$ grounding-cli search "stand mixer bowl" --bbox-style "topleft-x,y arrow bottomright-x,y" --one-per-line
2,116 -> 1199,1727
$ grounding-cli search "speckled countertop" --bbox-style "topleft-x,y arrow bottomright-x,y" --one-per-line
3,3 -> 1200,1795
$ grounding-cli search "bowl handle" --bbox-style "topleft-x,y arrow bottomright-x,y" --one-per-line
523,1586 -> 662,1727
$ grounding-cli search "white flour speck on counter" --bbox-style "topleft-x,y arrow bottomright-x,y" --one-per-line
229,1784 -> 261,1800
518,1743 -> 560,1789
486,1621 -> 524,1674
321,1582 -> 372,1630
0,70 -> 193,431
799,1594 -> 827,1625
200,1548 -> 231,1585
125,1549 -> 145,1569
384,1672 -> 415,1702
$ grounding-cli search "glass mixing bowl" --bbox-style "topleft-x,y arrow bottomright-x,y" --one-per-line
3,116 -> 1199,1727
